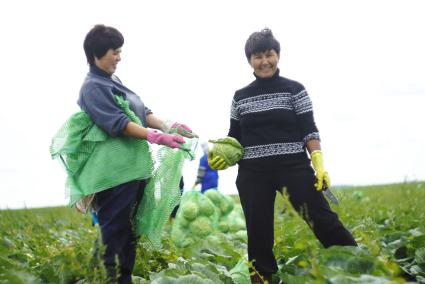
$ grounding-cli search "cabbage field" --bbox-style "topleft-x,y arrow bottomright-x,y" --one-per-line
1,182 -> 424,284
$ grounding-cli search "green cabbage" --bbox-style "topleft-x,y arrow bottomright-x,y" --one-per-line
219,195 -> 234,215
171,227 -> 195,248
229,218 -> 246,232
218,221 -> 229,233
204,189 -> 224,205
181,201 -> 199,221
208,137 -> 244,166
198,199 -> 215,217
179,216 -> 190,228
189,216 -> 214,237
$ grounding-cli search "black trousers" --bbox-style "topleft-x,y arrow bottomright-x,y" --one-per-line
94,179 -> 146,284
170,178 -> 184,219
236,165 -> 356,276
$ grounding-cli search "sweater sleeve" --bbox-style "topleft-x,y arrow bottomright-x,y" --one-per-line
292,88 -> 320,143
227,98 -> 241,141
78,86 -> 130,137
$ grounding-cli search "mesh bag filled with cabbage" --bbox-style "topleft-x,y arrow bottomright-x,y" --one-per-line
204,189 -> 234,218
171,190 -> 219,248
203,189 -> 246,240
171,188 -> 248,248
208,137 -> 244,166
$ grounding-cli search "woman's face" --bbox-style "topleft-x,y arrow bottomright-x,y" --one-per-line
249,49 -> 279,78
95,48 -> 121,75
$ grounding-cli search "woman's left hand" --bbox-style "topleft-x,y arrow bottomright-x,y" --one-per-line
170,122 -> 197,138
310,150 -> 331,191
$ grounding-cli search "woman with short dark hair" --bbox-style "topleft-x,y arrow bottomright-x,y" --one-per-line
79,24 -> 194,283
209,28 -> 357,283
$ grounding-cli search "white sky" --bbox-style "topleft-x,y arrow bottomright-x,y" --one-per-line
1,0 -> 424,209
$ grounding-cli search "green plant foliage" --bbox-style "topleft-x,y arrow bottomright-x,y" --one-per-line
0,181 -> 424,283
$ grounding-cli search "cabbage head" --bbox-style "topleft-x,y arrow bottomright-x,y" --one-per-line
178,216 -> 190,228
219,195 -> 234,215
218,221 -> 229,233
204,189 -> 224,206
229,217 -> 246,232
181,201 -> 199,221
199,198 -> 215,217
171,227 -> 195,248
189,216 -> 214,237
208,137 -> 244,166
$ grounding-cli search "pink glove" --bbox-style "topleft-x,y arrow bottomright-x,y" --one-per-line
172,122 -> 198,138
171,122 -> 192,133
147,130 -> 185,148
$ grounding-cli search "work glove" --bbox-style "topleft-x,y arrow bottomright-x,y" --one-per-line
310,150 -> 331,191
208,153 -> 229,170
147,130 -> 185,149
207,136 -> 244,170
162,120 -> 197,138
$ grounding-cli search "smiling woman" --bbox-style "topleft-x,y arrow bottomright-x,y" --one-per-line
249,49 -> 279,78
94,48 -> 121,74
244,29 -> 280,78
83,25 -> 124,72
50,24 -> 197,284
207,28 -> 358,284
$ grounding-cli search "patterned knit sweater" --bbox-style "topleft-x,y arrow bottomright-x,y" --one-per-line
228,69 -> 320,171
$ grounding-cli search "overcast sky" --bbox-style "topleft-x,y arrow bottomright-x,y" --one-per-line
1,0 -> 424,209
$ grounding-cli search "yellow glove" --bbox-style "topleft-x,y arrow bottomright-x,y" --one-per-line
310,150 -> 331,191
208,151 -> 229,170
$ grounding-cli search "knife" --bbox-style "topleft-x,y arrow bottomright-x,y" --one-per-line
322,187 -> 339,205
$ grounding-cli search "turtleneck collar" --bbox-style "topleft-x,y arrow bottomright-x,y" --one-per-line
90,64 -> 113,78
253,68 -> 280,83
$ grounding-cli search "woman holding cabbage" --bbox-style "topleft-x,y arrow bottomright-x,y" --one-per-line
208,28 -> 357,284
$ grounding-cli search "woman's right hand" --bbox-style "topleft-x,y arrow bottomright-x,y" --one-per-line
146,130 -> 185,148
208,153 -> 229,170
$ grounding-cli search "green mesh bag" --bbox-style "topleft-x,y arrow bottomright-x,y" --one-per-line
204,189 -> 234,217
50,95 -> 154,206
171,188 -> 248,249
51,94 -> 199,249
135,133 -> 198,249
170,190 -> 220,248
220,206 -> 246,233
203,189 -> 246,235
208,137 -> 244,166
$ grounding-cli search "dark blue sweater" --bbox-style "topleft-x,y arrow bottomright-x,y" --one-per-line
78,65 -> 152,137
228,69 -> 320,171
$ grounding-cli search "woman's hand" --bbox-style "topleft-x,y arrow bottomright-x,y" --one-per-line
171,122 -> 197,138
310,150 -> 331,191
208,153 -> 229,170
162,120 -> 197,138
146,130 -> 185,148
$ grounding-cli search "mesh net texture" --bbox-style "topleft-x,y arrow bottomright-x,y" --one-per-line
51,95 -> 199,249
50,95 -> 153,206
171,189 -> 247,248
136,133 -> 198,249
170,190 -> 219,248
